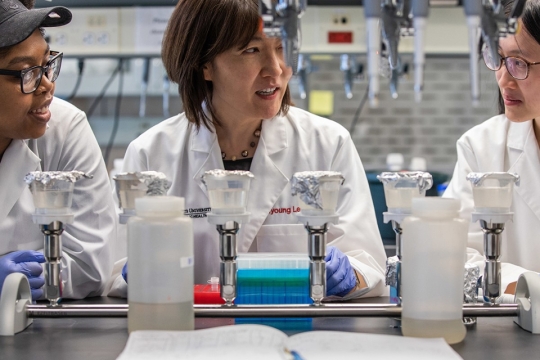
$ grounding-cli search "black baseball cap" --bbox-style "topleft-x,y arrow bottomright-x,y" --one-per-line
0,0 -> 72,48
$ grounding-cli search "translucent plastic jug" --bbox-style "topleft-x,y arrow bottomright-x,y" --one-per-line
128,196 -> 194,332
401,197 -> 468,344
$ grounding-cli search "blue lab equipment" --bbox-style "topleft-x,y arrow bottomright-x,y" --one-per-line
235,253 -> 312,305
235,253 -> 312,331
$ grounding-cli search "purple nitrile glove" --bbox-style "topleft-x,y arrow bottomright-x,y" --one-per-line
0,250 -> 46,301
122,261 -> 128,283
325,246 -> 357,297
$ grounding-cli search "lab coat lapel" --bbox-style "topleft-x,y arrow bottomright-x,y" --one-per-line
190,124 -> 223,198
238,116 -> 289,252
507,120 -> 540,223
0,140 -> 40,222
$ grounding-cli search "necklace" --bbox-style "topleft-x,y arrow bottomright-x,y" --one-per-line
221,128 -> 261,161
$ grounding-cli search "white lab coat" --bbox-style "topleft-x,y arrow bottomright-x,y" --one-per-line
112,106 -> 387,298
0,97 -> 116,299
444,114 -> 540,291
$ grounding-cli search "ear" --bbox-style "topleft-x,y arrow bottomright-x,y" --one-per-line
202,63 -> 213,81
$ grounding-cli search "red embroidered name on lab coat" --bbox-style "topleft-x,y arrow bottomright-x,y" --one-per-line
269,206 -> 301,215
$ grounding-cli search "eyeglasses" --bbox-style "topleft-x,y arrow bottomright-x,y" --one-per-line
482,45 -> 540,80
0,51 -> 63,94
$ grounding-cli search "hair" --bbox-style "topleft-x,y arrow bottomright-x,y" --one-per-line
20,0 -> 35,8
161,0 -> 292,130
497,0 -> 540,114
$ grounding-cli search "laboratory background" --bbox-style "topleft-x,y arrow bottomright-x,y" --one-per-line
3,0 -> 539,359
46,0 -> 500,248
52,2 -> 497,177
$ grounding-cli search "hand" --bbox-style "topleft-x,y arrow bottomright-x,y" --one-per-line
122,261 -> 128,283
325,246 -> 357,297
504,281 -> 517,295
0,250 -> 46,301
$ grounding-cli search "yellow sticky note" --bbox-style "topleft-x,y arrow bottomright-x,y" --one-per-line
309,90 -> 334,116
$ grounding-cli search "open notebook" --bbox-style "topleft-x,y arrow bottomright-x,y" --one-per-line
116,324 -> 463,360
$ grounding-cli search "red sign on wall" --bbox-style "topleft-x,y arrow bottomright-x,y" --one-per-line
328,31 -> 353,44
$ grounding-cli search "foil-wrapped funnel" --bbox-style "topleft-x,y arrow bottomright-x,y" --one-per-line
24,170 -> 91,185
377,171 -> 433,213
114,171 -> 171,210
201,170 -> 254,185
24,171 -> 91,211
202,170 -> 254,215
377,171 -> 433,193
467,172 -> 520,213
291,171 -> 344,211
466,172 -> 520,187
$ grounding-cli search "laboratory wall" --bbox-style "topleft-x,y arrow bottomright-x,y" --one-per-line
55,54 -> 499,177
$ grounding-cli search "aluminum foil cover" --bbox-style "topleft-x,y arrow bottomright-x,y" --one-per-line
201,169 -> 254,182
385,256 -> 399,287
24,171 -> 90,185
138,171 -> 171,195
464,263 -> 480,303
377,171 -> 433,192
114,171 -> 171,195
466,172 -> 520,187
290,171 -> 344,210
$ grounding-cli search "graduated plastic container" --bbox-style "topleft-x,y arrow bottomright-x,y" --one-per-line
401,198 -> 468,344
114,173 -> 147,211
127,196 -> 194,332
378,172 -> 431,213
296,178 -> 342,216
467,172 -> 519,213
30,180 -> 74,212
203,172 -> 253,215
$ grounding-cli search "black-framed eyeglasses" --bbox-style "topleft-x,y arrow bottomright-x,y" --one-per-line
482,45 -> 540,80
0,51 -> 63,94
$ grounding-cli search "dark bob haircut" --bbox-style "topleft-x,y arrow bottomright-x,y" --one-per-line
161,0 -> 292,130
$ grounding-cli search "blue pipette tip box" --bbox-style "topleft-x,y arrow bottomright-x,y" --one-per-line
234,253 -> 313,331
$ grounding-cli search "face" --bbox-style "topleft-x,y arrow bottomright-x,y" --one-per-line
203,32 -> 293,126
496,24 -> 540,122
0,29 -> 55,150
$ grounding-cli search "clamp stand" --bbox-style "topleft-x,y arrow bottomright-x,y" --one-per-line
33,213 -> 74,307
296,213 -> 339,306
207,213 -> 250,306
383,212 -> 409,305
0,273 -> 33,336
514,271 -> 540,334
471,212 -> 513,304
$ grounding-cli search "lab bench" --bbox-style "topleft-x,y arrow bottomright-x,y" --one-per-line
1,296 -> 536,360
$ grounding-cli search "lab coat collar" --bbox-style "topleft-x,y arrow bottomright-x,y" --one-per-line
189,109 -> 288,155
189,112 -> 290,251
507,119 -> 540,223
190,123 -> 223,196
0,140 -> 40,222
506,118 -> 533,151
238,114 -> 289,251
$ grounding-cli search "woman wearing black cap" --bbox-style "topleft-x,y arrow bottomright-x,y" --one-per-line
0,0 -> 116,300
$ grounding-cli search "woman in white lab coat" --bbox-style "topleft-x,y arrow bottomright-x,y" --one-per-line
117,0 -> 387,299
444,0 -> 540,294
0,1 -> 115,300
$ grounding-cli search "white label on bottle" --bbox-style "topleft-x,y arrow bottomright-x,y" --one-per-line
180,256 -> 194,268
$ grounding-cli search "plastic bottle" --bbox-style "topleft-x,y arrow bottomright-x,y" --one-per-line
127,196 -> 194,333
400,197 -> 468,344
